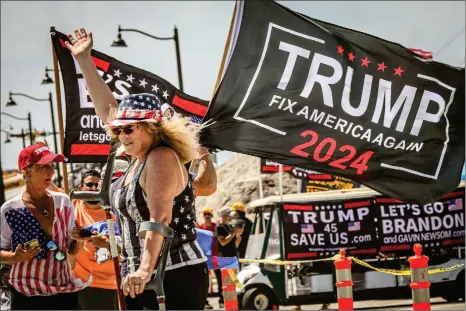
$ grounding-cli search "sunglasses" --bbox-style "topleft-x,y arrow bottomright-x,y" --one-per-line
110,125 -> 137,136
203,213 -> 212,217
46,241 -> 66,262
84,182 -> 99,188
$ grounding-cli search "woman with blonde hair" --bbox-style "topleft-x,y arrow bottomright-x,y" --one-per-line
65,28 -> 210,310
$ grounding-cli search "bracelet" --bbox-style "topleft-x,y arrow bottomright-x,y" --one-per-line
199,153 -> 210,160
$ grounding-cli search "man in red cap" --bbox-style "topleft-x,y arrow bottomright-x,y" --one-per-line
0,144 -> 92,309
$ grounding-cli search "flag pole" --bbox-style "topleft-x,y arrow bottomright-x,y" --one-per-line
50,26 -> 69,193
279,164 -> 283,202
196,0 -> 238,170
258,159 -> 263,199
210,0 -> 239,99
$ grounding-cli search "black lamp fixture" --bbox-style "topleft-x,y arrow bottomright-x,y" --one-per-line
4,134 -> 11,144
111,26 -> 127,47
41,67 -> 54,85
110,24 -> 184,91
5,92 -> 17,107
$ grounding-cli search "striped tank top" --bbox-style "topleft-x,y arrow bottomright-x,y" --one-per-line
110,147 -> 206,277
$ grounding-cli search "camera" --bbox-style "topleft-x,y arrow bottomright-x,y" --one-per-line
232,219 -> 245,229
79,228 -> 93,238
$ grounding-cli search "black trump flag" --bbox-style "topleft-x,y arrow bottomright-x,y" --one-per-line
200,0 -> 465,204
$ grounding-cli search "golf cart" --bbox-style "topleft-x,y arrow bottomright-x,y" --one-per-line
236,184 -> 465,310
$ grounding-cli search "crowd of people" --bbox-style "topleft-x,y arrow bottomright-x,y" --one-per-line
0,27 -> 229,310
0,136 -> 255,310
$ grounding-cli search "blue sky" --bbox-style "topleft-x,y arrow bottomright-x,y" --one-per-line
1,1 -> 464,171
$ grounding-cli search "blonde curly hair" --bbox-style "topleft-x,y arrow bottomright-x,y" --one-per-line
106,110 -> 200,164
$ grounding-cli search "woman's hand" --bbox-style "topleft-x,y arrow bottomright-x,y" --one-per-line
13,244 -> 42,263
234,227 -> 244,237
65,28 -> 93,59
71,226 -> 98,242
123,269 -> 152,298
89,235 -> 110,249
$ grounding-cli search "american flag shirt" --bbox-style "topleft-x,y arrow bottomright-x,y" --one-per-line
111,146 -> 206,277
0,191 -> 91,296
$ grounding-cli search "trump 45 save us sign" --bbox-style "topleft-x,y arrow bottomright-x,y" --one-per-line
200,0 -> 465,204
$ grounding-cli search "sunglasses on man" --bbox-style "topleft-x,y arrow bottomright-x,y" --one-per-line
83,182 -> 100,188
111,125 -> 137,136
46,240 -> 66,262
203,213 -> 212,217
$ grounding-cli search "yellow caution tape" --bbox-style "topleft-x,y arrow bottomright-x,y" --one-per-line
349,257 -> 464,276
239,256 -> 464,276
349,257 -> 411,276
227,269 -> 242,289
424,264 -> 465,274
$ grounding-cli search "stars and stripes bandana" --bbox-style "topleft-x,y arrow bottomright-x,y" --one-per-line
107,93 -> 163,127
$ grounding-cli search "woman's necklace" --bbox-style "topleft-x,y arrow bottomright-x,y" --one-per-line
24,194 -> 50,217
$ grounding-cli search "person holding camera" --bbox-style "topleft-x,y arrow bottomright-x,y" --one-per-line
216,206 -> 242,258
71,169 -> 121,310
230,202 -> 252,260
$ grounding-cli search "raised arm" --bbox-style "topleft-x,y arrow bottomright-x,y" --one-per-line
65,28 -> 118,123
193,146 -> 217,196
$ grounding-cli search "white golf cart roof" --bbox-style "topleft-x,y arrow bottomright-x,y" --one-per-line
248,181 -> 465,211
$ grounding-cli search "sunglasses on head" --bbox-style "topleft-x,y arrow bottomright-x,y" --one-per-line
110,125 -> 137,136
46,241 -> 66,262
84,182 -> 99,188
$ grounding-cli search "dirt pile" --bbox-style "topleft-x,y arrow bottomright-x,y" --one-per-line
195,153 -> 299,220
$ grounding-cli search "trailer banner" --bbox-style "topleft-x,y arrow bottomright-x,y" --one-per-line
375,188 -> 465,252
282,199 -> 377,259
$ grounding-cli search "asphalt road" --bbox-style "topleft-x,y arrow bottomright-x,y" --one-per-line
205,297 -> 465,310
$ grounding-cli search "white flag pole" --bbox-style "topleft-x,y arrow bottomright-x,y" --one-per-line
279,164 -> 283,202
258,160 -> 264,199
297,179 -> 302,193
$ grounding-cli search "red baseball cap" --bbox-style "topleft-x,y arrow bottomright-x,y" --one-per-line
18,144 -> 65,171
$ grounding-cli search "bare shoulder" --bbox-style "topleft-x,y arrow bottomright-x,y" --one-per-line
142,146 -> 180,195
146,146 -> 179,167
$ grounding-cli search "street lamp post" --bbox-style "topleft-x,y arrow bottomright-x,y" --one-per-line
1,112 -> 33,145
7,91 -> 62,187
1,130 -> 12,144
41,67 -> 55,85
0,115 -> 31,204
0,126 -> 18,205
21,129 -> 26,149
173,27 -> 184,92
111,25 -> 184,91
2,129 -> 50,149
28,112 -> 33,145
0,157 -> 5,206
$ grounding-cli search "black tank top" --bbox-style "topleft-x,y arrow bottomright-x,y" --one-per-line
110,145 -> 206,277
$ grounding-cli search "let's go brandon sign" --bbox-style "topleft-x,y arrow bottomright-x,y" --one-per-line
200,0 -> 465,204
